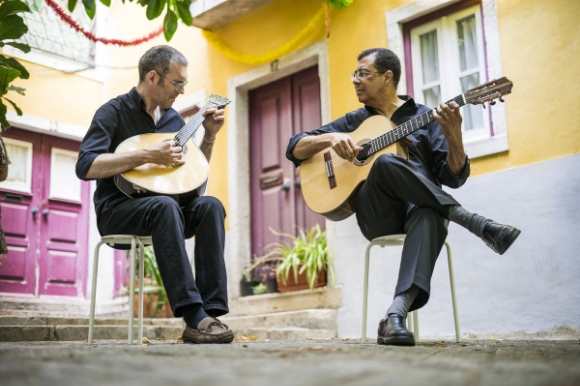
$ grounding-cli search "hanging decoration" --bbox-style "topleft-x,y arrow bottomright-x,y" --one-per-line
44,0 -> 162,46
328,0 -> 354,9
202,1 -> 327,66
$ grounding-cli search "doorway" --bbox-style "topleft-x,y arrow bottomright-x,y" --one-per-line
0,128 -> 90,297
249,66 -> 325,257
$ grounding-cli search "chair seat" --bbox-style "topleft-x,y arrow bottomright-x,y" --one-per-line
101,235 -> 153,246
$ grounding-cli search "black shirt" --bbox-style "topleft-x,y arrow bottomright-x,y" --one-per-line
286,95 -> 470,189
76,87 -> 185,221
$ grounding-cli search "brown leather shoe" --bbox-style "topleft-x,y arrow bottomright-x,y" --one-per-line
182,317 -> 234,344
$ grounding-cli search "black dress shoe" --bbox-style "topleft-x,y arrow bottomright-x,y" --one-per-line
481,221 -> 521,255
377,314 -> 415,346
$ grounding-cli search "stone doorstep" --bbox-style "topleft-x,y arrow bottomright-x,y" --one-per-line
233,328 -> 336,341
0,315 -> 183,327
222,309 -> 336,330
227,285 -> 343,317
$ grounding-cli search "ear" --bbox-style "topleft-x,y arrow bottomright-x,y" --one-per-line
383,70 -> 394,84
145,70 -> 159,86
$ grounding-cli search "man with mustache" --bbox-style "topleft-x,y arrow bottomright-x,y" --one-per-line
76,45 -> 234,344
286,48 -> 520,346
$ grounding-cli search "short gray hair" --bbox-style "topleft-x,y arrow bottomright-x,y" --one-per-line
138,45 -> 188,82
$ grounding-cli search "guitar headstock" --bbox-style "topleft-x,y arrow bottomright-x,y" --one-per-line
209,94 -> 231,110
465,77 -> 513,106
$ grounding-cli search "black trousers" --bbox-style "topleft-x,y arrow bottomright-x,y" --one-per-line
98,195 -> 228,317
355,154 -> 460,311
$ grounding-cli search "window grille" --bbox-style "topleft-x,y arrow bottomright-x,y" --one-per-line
18,0 -> 95,66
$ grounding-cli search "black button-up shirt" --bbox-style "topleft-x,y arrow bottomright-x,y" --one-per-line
76,87 -> 185,220
286,96 -> 470,189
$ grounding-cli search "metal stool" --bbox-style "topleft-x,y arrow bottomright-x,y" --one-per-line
88,235 -> 153,344
362,234 -> 461,343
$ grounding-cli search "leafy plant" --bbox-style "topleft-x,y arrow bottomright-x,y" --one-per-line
249,225 -> 334,290
128,245 -> 168,316
251,282 -> 267,295
69,0 -> 193,41
0,0 -> 31,129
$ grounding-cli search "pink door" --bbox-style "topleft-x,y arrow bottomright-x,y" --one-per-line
0,128 -> 90,298
249,66 -> 325,256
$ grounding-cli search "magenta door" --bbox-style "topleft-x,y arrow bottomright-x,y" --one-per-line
0,128 -> 90,297
249,66 -> 325,256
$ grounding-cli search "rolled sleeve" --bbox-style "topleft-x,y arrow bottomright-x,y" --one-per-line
76,104 -> 118,180
437,156 -> 471,188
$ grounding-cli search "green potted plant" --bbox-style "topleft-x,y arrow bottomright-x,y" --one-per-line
250,225 -> 334,292
128,246 -> 171,317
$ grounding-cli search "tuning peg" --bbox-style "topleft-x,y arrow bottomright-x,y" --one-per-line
482,104 -> 486,109
499,97 -> 504,103
490,101 -> 496,106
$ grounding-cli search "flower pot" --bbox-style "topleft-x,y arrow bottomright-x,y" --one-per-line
276,266 -> 327,292
265,276 -> 278,293
240,278 -> 257,297
133,293 -> 172,318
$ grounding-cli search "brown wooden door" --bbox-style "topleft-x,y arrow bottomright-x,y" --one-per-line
249,66 -> 325,257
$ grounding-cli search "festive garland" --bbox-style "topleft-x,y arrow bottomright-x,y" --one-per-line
45,0 -> 162,46
202,1 -> 327,66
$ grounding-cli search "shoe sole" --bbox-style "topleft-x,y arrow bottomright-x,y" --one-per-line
377,336 -> 416,346
183,332 -> 235,344
497,228 -> 521,255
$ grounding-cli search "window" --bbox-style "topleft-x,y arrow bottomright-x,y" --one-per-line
388,0 -> 509,158
7,0 -> 95,67
0,138 -> 33,194
409,5 -> 489,141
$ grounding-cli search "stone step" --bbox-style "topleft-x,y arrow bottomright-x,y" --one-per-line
0,324 -> 184,342
221,309 -> 336,330
228,286 -> 342,317
0,315 -> 182,327
234,327 -> 336,340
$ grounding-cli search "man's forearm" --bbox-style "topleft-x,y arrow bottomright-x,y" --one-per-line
85,151 -> 148,179
446,139 -> 467,176
292,134 -> 331,161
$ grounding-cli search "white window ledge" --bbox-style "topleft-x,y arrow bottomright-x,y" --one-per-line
190,0 -> 275,30
464,134 -> 508,159
7,110 -> 87,141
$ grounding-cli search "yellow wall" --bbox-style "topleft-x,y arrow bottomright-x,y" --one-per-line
6,0 -> 580,228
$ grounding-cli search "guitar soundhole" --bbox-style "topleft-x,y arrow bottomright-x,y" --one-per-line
353,139 -> 374,166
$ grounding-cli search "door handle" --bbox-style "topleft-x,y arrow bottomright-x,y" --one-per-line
294,180 -> 301,189
32,207 -> 39,219
281,177 -> 291,192
42,209 -> 50,218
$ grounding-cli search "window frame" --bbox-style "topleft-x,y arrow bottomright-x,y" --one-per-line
387,0 -> 510,159
409,5 -> 491,142
0,137 -> 34,194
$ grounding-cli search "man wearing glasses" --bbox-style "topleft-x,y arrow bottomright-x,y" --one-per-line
286,48 -> 520,346
76,45 -> 234,344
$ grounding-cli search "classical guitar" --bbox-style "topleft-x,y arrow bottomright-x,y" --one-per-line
299,77 -> 513,221
113,94 -> 230,205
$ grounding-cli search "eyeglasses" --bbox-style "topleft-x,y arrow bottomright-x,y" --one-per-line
159,73 -> 188,91
350,70 -> 384,81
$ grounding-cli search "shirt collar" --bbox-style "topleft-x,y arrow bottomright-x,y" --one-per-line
363,95 -> 419,119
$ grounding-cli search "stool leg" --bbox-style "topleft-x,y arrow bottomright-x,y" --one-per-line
362,242 -> 373,343
88,241 -> 105,344
128,237 -> 136,344
445,241 -> 461,342
412,310 -> 420,342
407,311 -> 414,332
138,241 -> 145,345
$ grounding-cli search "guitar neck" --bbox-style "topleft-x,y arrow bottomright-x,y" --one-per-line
359,94 -> 466,159
173,102 -> 213,146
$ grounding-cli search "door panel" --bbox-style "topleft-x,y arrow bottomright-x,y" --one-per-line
0,129 -> 41,295
39,134 -> 89,297
250,77 -> 296,256
249,66 -> 325,257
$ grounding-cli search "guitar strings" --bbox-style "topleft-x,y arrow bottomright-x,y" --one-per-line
356,95 -> 464,160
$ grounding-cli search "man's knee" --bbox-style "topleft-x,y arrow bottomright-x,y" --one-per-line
196,196 -> 226,218
408,207 -> 448,237
372,153 -> 405,178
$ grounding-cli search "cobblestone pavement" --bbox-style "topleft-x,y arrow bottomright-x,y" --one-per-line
0,338 -> 579,386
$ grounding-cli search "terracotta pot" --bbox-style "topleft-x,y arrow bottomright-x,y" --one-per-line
132,292 -> 173,318
276,266 -> 327,292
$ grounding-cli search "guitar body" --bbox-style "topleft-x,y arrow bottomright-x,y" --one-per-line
300,115 -> 408,221
113,132 -> 209,206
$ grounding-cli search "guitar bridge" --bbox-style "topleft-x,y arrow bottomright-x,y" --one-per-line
132,184 -> 147,194
324,151 -> 337,189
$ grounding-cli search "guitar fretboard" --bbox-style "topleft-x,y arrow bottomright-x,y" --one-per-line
173,102 -> 213,147
356,94 -> 466,160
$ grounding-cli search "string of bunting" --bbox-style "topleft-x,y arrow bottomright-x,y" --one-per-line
44,0 -> 162,46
